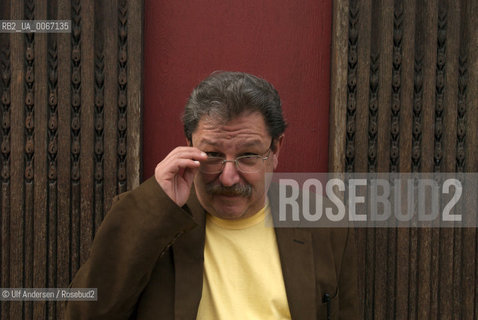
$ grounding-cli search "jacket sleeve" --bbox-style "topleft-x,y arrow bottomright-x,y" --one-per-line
337,228 -> 360,320
64,177 -> 197,319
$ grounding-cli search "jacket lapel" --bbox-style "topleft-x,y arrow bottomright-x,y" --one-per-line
268,182 -> 317,319
173,188 -> 206,319
275,227 -> 317,320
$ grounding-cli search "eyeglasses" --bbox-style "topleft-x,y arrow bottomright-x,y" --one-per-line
199,144 -> 273,174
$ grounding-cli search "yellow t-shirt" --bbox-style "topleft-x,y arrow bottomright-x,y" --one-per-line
196,205 -> 291,320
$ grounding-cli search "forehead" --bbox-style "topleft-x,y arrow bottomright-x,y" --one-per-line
192,112 -> 270,147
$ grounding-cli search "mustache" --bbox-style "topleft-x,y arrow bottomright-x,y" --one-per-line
205,183 -> 252,197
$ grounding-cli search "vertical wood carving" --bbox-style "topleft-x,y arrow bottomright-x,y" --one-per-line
0,7 -> 11,317
411,59 -> 423,172
456,58 -> 467,172
94,0 -> 105,234
390,0 -> 402,173
117,0 -> 128,194
434,6 -> 447,172
367,54 -> 379,172
23,4 -> 35,319
47,1 -> 58,316
345,0 -> 358,173
70,0 -> 81,276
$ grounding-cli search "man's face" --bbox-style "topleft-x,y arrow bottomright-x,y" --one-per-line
191,111 -> 282,220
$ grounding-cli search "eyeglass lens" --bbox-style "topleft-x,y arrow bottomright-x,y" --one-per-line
200,156 -> 263,174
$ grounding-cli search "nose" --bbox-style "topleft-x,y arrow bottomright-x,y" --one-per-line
219,161 -> 241,186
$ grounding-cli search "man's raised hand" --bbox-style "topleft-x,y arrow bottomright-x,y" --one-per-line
154,147 -> 207,207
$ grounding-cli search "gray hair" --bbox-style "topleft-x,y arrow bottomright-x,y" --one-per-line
182,71 -> 287,149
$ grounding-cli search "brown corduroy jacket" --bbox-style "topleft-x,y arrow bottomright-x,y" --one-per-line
65,177 -> 359,319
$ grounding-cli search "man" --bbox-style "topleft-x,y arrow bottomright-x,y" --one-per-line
66,71 -> 358,319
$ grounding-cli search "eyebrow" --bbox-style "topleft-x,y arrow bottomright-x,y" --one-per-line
197,139 -> 264,149
239,140 -> 263,148
197,139 -> 219,147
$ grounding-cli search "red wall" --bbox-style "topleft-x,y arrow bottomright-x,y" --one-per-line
143,0 -> 332,179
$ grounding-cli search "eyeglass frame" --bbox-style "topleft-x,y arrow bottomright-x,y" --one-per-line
199,140 -> 274,174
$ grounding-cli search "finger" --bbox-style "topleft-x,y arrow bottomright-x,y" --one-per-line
158,147 -> 204,167
164,147 -> 207,162
160,152 -> 205,172
161,159 -> 201,178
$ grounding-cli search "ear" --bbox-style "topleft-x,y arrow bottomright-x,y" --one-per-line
272,135 -> 284,170
186,138 -> 192,146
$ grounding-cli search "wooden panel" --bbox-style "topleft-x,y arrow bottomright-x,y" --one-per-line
330,0 -> 478,318
0,0 -> 143,318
